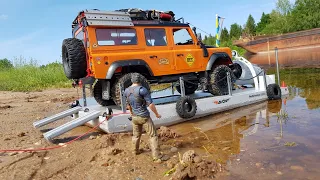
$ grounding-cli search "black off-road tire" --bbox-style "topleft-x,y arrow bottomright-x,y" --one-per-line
176,96 -> 197,119
267,83 -> 281,100
62,38 -> 87,79
176,80 -> 199,95
208,65 -> 236,96
111,73 -> 150,107
92,80 -> 115,106
232,62 -> 243,79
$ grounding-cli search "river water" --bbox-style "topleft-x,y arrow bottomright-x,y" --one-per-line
165,68 -> 320,179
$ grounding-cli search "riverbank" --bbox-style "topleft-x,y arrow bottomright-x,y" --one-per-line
0,88 -> 228,180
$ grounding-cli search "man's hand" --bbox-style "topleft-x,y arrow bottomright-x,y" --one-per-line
155,113 -> 161,119
127,105 -> 133,116
149,103 -> 161,119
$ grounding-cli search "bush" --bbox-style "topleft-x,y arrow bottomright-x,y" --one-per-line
0,58 -> 71,91
0,58 -> 14,70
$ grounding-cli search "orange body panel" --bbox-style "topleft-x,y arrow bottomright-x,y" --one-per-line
83,25 -> 232,79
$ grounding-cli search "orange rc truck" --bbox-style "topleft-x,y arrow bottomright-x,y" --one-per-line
61,9 -> 242,107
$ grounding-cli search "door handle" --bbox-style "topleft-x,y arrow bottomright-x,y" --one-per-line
177,54 -> 184,57
150,55 -> 158,58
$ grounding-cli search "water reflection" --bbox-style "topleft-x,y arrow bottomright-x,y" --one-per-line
169,99 -> 284,163
282,70 -> 320,110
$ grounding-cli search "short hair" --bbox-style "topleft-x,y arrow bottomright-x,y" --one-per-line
131,73 -> 143,83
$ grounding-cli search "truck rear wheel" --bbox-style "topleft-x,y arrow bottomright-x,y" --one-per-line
208,65 -> 236,96
176,80 -> 198,95
61,38 -> 87,79
92,80 -> 115,106
111,73 -> 151,107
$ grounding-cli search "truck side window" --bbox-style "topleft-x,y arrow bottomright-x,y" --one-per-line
96,29 -> 137,46
144,28 -> 167,46
173,28 -> 193,45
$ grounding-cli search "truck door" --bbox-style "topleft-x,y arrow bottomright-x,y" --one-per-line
144,28 -> 175,76
172,28 -> 202,72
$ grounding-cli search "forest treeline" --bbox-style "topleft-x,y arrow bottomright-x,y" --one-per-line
202,0 -> 320,53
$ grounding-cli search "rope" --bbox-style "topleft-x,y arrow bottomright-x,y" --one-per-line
188,23 -> 211,36
238,70 -> 264,81
0,112 -> 128,153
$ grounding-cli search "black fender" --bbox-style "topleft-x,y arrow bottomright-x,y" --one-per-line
106,59 -> 154,79
206,53 -> 233,71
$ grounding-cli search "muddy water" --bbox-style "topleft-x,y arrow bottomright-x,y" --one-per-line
246,45 -> 320,69
167,69 -> 320,180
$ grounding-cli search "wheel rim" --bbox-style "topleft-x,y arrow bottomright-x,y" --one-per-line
184,102 -> 192,112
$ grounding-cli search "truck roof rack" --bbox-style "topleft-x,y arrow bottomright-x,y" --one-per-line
72,8 -> 186,31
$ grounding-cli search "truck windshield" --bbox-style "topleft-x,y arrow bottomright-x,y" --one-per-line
96,29 -> 137,46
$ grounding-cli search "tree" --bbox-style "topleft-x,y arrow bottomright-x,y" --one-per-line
220,28 -> 230,42
0,58 -> 13,70
256,12 -> 271,34
289,0 -> 320,31
276,0 -> 293,16
203,34 -> 216,46
260,10 -> 288,35
244,14 -> 256,37
204,35 -> 208,42
229,23 -> 242,40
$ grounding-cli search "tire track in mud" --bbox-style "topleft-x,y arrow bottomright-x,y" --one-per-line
0,152 -> 35,172
28,151 -> 48,180
45,164 -> 77,180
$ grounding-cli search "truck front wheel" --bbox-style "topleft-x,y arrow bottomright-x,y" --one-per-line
208,65 -> 236,96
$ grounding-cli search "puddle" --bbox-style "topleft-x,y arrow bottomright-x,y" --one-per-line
165,69 -> 320,180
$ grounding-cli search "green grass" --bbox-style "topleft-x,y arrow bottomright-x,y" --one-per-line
1,58 -> 318,92
0,62 -> 71,92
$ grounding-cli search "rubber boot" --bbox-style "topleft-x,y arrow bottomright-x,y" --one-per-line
132,136 -> 141,155
150,136 -> 160,160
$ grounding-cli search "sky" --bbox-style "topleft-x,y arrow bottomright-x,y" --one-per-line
0,0 -> 278,65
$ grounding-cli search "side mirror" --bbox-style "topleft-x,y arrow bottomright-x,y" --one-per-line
232,50 -> 238,57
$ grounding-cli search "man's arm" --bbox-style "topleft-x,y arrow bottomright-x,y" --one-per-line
140,87 -> 161,118
148,103 -> 161,118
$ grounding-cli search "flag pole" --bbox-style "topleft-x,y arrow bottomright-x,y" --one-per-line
216,14 -> 220,47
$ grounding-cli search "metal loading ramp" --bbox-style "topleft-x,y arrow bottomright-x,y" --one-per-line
33,50 -> 289,142
33,106 -> 101,141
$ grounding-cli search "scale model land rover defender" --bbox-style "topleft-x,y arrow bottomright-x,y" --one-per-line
61,9 -> 242,107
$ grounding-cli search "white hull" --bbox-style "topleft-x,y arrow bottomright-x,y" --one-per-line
84,86 -> 289,133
